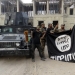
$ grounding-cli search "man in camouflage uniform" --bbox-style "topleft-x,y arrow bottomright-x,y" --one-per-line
40,23 -> 46,59
50,24 -> 65,33
58,24 -> 65,32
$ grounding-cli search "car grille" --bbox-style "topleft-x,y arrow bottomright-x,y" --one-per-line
0,42 -> 16,48
3,36 -> 17,40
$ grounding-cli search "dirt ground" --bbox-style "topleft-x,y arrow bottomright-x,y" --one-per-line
0,46 -> 75,75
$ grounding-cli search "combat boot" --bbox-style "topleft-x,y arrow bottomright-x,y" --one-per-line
41,58 -> 45,61
32,59 -> 35,62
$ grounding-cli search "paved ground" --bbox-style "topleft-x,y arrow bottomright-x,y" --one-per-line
0,46 -> 75,75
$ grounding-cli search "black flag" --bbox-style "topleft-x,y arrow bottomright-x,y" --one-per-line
47,25 -> 75,62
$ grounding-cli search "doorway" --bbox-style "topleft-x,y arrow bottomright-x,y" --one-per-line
53,21 -> 58,27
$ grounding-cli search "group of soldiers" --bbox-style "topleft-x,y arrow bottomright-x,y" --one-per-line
30,23 -> 65,62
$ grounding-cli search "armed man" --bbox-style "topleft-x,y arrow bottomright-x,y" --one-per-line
31,25 -> 45,62
40,23 -> 46,59
50,24 -> 65,33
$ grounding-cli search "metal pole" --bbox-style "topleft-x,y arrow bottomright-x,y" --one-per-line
47,0 -> 49,14
44,2 -> 45,14
61,0 -> 64,14
53,0 -> 54,14
33,0 -> 35,15
41,2 -> 42,14
17,0 -> 19,12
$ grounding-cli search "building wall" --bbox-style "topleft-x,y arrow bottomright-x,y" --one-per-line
33,14 -> 63,28
0,13 -> 75,29
33,8 -> 75,30
0,14 -> 5,25
0,8 -> 75,29
63,8 -> 75,30
63,15 -> 75,30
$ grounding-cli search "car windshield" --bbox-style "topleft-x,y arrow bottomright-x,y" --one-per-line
0,26 -> 33,34
2,28 -> 13,33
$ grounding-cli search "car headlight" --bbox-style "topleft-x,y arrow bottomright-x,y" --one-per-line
16,43 -> 20,47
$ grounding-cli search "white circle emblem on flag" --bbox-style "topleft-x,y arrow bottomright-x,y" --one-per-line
55,35 -> 71,52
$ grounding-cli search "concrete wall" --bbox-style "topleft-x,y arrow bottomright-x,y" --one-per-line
63,8 -> 75,30
33,14 -> 63,28
0,14 -> 5,25
33,7 -> 75,30
63,15 -> 75,30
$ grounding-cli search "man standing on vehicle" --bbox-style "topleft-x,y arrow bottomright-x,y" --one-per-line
31,25 -> 45,62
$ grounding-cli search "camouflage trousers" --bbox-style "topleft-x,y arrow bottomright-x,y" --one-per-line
40,40 -> 46,57
31,44 -> 44,59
